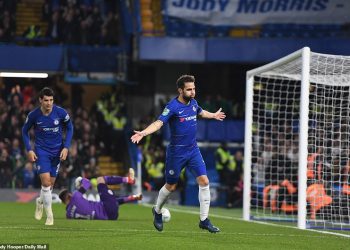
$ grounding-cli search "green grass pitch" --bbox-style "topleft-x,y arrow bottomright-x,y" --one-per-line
0,202 -> 349,250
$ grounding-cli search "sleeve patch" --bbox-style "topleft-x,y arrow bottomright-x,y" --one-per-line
64,114 -> 70,122
162,108 -> 170,116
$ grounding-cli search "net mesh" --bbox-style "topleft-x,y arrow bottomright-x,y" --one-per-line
249,51 -> 350,230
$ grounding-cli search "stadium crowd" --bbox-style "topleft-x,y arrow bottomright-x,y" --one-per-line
0,0 -> 122,45
0,0 -> 16,42
215,143 -> 244,208
249,92 -> 350,218
45,0 -> 122,45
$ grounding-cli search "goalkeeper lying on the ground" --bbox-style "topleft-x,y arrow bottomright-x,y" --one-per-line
59,168 -> 142,220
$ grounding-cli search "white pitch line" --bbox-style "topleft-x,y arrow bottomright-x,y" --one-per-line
142,204 -> 350,239
0,226 -> 342,239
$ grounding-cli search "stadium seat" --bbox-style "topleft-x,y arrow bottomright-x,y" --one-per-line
211,27 -> 230,37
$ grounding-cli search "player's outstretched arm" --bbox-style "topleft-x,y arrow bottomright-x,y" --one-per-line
199,108 -> 226,121
131,120 -> 163,144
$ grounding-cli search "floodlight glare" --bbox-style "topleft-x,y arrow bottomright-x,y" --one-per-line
0,72 -> 48,78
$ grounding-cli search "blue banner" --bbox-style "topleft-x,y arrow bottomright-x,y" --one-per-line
164,0 -> 350,26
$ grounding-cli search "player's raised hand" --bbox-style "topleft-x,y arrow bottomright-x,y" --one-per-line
60,147 -> 69,161
27,150 -> 38,162
131,130 -> 145,144
213,108 -> 226,121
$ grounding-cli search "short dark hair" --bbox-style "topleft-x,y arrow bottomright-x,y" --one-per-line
59,189 -> 69,202
176,75 -> 195,89
39,87 -> 54,98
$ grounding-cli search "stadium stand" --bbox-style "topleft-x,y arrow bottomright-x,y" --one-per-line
1,0 -> 123,45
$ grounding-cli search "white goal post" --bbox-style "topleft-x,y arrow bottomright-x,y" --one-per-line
244,47 -> 350,230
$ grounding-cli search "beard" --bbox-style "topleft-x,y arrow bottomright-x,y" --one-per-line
183,95 -> 193,103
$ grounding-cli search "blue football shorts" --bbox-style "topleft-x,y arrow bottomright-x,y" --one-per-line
165,145 -> 207,184
35,148 -> 61,177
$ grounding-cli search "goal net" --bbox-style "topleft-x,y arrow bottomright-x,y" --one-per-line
244,47 -> 350,230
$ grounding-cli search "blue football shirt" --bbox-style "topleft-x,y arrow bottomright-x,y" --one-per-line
22,105 -> 73,154
158,97 -> 203,147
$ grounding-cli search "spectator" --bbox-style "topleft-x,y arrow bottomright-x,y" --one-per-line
143,149 -> 165,191
225,150 -> 244,208
215,142 -> 230,184
0,148 -> 12,188
62,8 -> 80,44
89,5 -> 103,44
214,95 -> 231,118
200,95 -> 215,113
65,141 -> 84,191
22,85 -> 34,108
101,11 -> 121,45
0,10 -> 15,42
42,0 -> 52,22
22,25 -> 42,41
46,11 -> 63,43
